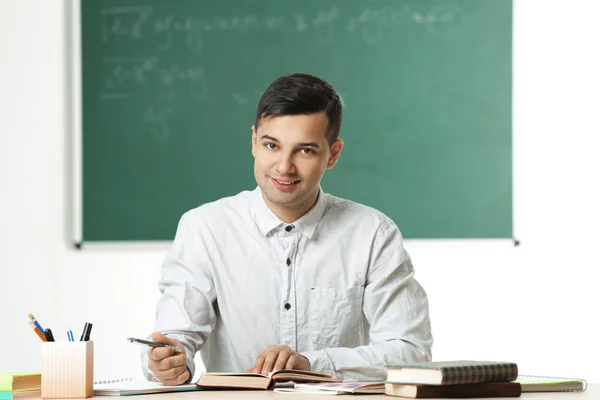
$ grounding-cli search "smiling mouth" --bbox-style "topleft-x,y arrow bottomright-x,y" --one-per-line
271,178 -> 301,189
275,180 -> 300,185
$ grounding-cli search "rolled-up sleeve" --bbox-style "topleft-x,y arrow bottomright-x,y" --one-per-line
141,213 -> 217,381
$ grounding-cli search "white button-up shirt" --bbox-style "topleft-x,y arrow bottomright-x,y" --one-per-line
142,187 -> 432,381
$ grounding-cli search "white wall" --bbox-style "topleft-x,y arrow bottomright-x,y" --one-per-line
1,0 -> 599,382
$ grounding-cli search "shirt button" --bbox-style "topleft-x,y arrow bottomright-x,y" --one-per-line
285,225 -> 294,232
286,258 -> 291,266
284,303 -> 291,310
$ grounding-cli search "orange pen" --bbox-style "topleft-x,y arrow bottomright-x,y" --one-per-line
29,320 -> 48,342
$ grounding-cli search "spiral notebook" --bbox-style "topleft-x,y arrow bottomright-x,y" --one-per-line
516,375 -> 587,392
93,378 -> 134,385
93,378 -> 199,396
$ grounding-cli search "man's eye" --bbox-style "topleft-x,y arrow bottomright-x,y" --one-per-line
265,143 -> 277,150
300,148 -> 315,154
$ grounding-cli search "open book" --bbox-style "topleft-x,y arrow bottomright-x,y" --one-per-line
196,369 -> 339,390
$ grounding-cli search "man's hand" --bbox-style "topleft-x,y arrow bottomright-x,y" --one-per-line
245,345 -> 310,374
147,332 -> 190,385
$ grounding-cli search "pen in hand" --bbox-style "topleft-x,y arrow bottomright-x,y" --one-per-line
127,337 -> 183,353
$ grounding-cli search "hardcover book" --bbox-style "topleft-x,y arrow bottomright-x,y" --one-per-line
385,360 -> 518,385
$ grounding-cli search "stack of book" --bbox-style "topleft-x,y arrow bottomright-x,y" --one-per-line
0,373 -> 42,400
384,360 -> 521,398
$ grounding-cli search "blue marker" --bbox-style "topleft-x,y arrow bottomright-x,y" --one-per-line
67,329 -> 74,342
28,313 -> 44,333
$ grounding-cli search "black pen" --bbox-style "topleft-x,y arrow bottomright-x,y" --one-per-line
44,328 -> 55,342
80,322 -> 93,341
127,337 -> 183,353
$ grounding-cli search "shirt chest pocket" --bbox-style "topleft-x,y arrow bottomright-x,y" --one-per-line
309,286 -> 364,347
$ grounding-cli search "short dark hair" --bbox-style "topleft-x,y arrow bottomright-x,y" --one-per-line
255,73 -> 343,146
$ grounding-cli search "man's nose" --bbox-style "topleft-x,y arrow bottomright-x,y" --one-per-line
276,155 -> 295,175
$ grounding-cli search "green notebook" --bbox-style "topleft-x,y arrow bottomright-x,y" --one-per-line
0,373 -> 41,392
516,375 -> 587,392
0,390 -> 41,400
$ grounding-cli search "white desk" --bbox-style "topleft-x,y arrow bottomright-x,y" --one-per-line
91,385 -> 597,399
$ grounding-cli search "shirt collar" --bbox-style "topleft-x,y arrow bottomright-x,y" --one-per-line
250,186 -> 328,239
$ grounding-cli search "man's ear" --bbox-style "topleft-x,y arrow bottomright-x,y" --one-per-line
251,125 -> 257,157
327,139 -> 344,169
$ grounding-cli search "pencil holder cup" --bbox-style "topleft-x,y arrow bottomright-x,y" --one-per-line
41,341 -> 94,398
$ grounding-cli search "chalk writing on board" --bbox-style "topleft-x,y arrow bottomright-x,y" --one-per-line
346,4 -> 464,44
426,4 -> 464,34
100,57 -> 207,100
153,15 -> 204,52
102,6 -> 204,52
313,7 -> 340,44
99,3 -> 464,47
101,6 -> 152,42
157,65 -> 207,100
143,106 -> 173,144
101,56 -> 157,99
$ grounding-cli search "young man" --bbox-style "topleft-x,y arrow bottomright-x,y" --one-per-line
142,73 -> 432,384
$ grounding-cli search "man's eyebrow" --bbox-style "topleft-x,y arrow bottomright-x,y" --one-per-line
297,142 -> 320,148
259,134 -> 279,142
259,135 -> 320,149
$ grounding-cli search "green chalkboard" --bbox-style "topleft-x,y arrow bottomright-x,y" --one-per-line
81,0 -> 512,242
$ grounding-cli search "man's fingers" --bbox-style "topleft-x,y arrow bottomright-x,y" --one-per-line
285,354 -> 302,370
156,364 -> 186,380
151,331 -> 171,344
250,345 -> 299,374
148,346 -> 175,361
149,353 -> 187,372
285,354 -> 311,371
261,349 -> 285,374
146,333 -> 189,386
147,333 -> 184,362
157,366 -> 189,385
252,353 -> 266,374
273,350 -> 292,372
170,369 -> 190,386
148,351 -> 187,386
150,332 -> 183,350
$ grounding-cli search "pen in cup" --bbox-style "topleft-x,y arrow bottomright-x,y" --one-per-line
67,329 -> 74,342
127,337 -> 183,353
28,313 -> 44,333
44,328 -> 55,342
29,320 -> 47,342
79,322 -> 93,341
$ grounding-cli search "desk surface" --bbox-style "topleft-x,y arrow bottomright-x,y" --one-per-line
93,384 -> 596,399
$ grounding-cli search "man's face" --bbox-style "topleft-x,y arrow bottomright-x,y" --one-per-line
251,112 -> 342,218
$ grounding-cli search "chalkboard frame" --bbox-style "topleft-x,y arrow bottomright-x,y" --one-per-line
72,0 -> 516,247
